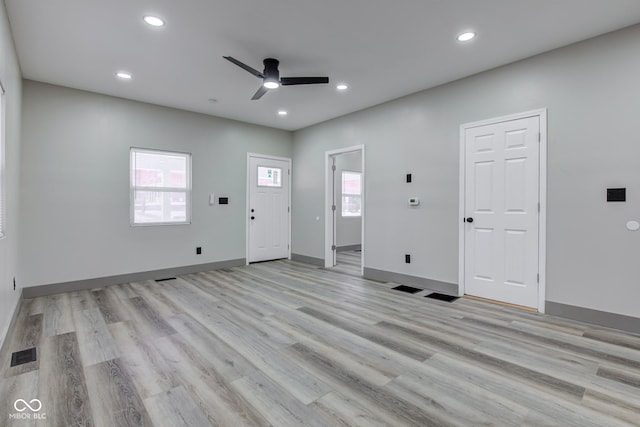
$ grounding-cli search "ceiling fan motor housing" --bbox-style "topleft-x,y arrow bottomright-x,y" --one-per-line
263,58 -> 280,82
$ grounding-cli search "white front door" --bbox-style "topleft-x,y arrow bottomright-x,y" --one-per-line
248,155 -> 290,263
463,115 -> 540,308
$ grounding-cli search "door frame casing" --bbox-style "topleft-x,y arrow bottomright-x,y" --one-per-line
246,152 -> 292,264
324,145 -> 365,272
458,109 -> 547,312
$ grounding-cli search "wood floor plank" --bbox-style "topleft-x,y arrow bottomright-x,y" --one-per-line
130,280 -> 183,318
186,306 -> 332,405
108,321 -> 179,399
309,391 -> 394,427
92,287 -> 132,324
69,290 -> 99,312
122,296 -> 176,339
154,334 -> 270,426
282,342 -> 445,427
143,386 -> 213,427
165,314 -> 257,382
84,358 -> 152,427
73,307 -> 119,367
0,370 -> 39,427
231,370 -> 329,427
38,332 -> 94,427
41,293 -> 75,338
426,353 -> 633,427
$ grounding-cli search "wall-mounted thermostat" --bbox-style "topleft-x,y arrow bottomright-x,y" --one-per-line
408,198 -> 420,206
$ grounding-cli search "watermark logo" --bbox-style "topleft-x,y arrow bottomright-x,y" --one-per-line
14,399 -> 42,412
9,399 -> 46,420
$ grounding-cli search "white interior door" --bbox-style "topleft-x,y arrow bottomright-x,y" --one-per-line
463,116 -> 540,308
248,155 -> 290,263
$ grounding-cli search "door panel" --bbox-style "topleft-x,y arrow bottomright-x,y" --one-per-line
464,116 -> 539,308
248,156 -> 290,263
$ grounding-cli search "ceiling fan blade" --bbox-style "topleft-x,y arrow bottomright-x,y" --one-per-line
280,76 -> 329,86
251,85 -> 269,100
223,56 -> 264,78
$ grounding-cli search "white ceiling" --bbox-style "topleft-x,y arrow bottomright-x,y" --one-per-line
6,0 -> 640,131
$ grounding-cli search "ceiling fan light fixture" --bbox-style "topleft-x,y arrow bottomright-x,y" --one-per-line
263,80 -> 280,89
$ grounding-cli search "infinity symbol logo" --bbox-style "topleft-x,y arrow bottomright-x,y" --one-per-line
14,399 -> 42,412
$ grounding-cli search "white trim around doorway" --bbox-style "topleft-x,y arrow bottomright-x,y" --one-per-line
324,145 -> 365,274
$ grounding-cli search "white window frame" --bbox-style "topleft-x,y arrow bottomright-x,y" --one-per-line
0,81 -> 5,239
130,147 -> 192,226
341,170 -> 362,217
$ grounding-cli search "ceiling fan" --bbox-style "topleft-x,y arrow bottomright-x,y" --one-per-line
223,56 -> 329,100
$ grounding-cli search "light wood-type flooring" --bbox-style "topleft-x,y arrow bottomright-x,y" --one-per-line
1,259 -> 640,426
331,250 -> 362,276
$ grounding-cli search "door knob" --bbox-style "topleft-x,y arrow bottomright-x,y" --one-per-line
465,217 -> 474,223
251,216 -> 255,220
251,209 -> 254,212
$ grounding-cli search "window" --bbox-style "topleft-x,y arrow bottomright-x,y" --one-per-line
341,171 -> 362,217
130,148 -> 191,225
257,166 -> 282,187
0,83 -> 5,238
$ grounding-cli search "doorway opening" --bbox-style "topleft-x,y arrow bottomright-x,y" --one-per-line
324,145 -> 365,275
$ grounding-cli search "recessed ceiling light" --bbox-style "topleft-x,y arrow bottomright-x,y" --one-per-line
278,110 -> 288,116
143,15 -> 165,27
336,84 -> 348,91
457,31 -> 476,42
116,72 -> 133,80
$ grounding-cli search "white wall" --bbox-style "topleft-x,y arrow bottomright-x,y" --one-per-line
334,151 -> 362,248
292,24 -> 640,319
20,81 -> 292,287
0,1 -> 22,349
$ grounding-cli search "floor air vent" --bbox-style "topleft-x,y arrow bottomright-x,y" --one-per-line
391,285 -> 423,294
425,293 -> 460,302
11,348 -> 37,367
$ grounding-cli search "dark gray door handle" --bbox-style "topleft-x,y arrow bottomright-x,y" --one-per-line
465,217 -> 474,223
251,216 -> 255,220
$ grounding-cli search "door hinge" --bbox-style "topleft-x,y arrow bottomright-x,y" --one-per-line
288,206 -> 290,213
538,202 -> 540,213
331,245 -> 336,251
288,169 -> 290,175
538,132 -> 541,143
332,165 -> 336,171
537,273 -> 540,283
332,205 -> 336,211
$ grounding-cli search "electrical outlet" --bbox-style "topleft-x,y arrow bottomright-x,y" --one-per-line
405,254 -> 411,263
196,247 -> 202,255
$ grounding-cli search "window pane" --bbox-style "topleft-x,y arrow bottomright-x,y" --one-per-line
342,195 -> 361,217
133,191 -> 188,224
341,171 -> 362,217
132,151 -> 188,189
257,166 -> 282,187
342,172 -> 361,196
